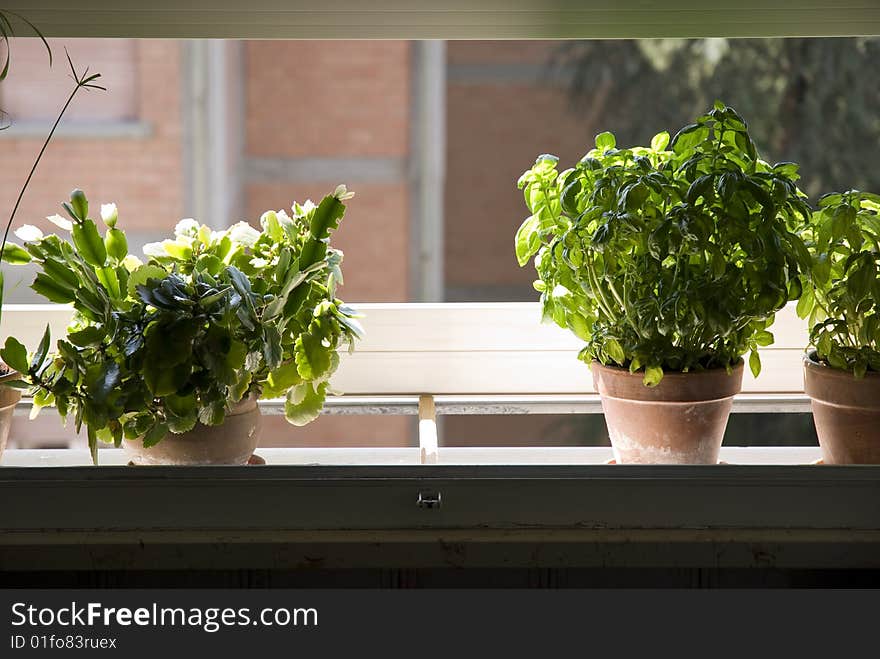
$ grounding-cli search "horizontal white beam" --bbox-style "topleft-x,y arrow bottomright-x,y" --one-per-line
1,302 -> 812,396
4,2 -> 879,38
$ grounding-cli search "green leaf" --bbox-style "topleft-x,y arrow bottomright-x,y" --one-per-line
295,332 -> 333,380
604,338 -> 625,365
749,350 -> 762,378
650,131 -> 670,152
284,381 -> 327,426
144,359 -> 190,397
165,392 -> 196,418
85,361 -> 120,403
195,253 -> 223,276
514,214 -> 541,267
197,399 -> 227,426
88,426 -> 99,465
30,324 -> 51,373
643,365 -> 664,387
753,330 -> 774,347
96,266 -> 121,299
263,325 -> 283,370
310,193 -> 346,241
0,336 -> 29,374
264,360 -> 303,398
41,258 -> 80,291
595,131 -> 616,151
796,285 -> 815,319
72,219 -> 107,267
142,421 -> 169,449
67,326 -> 107,347
127,264 -> 167,297
1,243 -> 31,264
32,273 -> 76,304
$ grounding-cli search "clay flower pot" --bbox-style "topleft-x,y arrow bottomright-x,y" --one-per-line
123,395 -> 262,466
0,368 -> 23,462
591,360 -> 744,464
803,353 -> 880,464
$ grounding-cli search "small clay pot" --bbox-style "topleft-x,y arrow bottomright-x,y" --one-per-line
592,360 -> 744,464
0,368 -> 23,462
124,395 -> 262,465
803,353 -> 880,464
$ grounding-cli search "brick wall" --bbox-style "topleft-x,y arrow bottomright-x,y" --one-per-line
0,39 -> 184,234
444,41 -> 599,300
244,40 -> 414,447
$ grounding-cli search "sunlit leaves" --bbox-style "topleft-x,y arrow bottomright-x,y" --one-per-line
9,186 -> 360,460
516,103 -> 811,385
72,219 -> 106,267
0,336 -> 29,374
801,190 -> 880,377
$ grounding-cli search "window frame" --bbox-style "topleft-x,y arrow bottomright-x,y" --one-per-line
0,2 -> 878,572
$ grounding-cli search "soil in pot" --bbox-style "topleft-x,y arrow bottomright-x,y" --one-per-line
124,395 -> 262,466
803,354 -> 880,464
0,366 -> 23,462
591,360 -> 744,464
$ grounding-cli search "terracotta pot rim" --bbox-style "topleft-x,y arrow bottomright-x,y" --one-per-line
590,358 -> 744,377
591,359 -> 744,403
803,351 -> 880,380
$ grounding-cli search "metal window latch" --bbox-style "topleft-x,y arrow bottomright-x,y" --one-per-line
417,491 -> 442,510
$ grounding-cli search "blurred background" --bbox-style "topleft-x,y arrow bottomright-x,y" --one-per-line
2,37 -> 877,450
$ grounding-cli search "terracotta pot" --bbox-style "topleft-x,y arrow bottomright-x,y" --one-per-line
0,368 -> 23,462
123,395 -> 262,465
591,360 -> 744,464
803,353 -> 880,464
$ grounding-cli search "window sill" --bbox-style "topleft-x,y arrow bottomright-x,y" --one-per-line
0,452 -> 877,571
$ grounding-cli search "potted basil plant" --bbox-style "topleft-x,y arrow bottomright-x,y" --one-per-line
797,190 -> 880,464
1,186 -> 362,465
515,102 -> 812,464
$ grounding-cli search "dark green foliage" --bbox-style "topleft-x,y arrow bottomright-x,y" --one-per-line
797,191 -> 880,377
1,187 -> 362,461
516,103 -> 812,385
555,38 -> 880,200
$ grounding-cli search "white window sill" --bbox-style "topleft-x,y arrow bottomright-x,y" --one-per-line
1,446 -> 822,467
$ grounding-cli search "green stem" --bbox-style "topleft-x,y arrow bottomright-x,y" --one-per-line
2,81 -> 84,263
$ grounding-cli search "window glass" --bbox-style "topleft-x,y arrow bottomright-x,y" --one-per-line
2,36 -> 873,451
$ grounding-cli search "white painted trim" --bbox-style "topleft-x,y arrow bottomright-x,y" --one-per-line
1,302 -> 811,396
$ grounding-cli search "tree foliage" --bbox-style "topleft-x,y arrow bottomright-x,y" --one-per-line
555,37 -> 880,199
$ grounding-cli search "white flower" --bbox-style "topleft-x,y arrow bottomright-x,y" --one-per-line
143,241 -> 168,258
14,225 -> 43,242
174,218 -> 200,239
46,214 -> 73,231
100,203 -> 118,228
228,221 -> 260,247
334,184 -> 355,201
